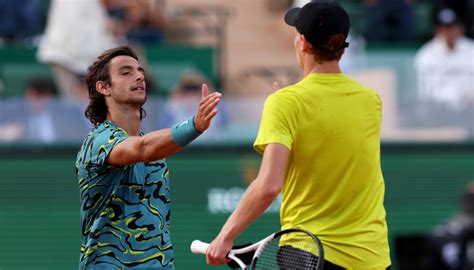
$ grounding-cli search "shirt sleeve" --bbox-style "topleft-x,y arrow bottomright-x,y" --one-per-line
88,126 -> 128,166
253,91 -> 299,154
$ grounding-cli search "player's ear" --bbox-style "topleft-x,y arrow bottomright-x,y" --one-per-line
301,35 -> 313,53
96,80 -> 111,96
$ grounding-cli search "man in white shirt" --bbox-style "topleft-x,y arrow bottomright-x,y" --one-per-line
415,8 -> 474,123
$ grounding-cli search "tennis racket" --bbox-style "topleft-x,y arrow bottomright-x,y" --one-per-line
191,228 -> 324,269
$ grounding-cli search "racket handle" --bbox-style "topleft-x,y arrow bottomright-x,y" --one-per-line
190,240 -> 210,254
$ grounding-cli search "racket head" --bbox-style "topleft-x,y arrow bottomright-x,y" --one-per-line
250,228 -> 324,270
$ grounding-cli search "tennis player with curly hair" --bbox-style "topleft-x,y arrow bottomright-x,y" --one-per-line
76,46 -> 221,269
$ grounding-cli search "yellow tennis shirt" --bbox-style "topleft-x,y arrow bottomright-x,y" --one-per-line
254,73 -> 391,269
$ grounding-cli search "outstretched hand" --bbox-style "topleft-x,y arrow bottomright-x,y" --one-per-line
194,84 -> 222,132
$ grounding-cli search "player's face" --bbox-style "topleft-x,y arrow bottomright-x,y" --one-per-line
108,55 -> 147,106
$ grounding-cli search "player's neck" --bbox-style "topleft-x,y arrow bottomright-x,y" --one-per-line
107,105 -> 141,136
303,59 -> 341,76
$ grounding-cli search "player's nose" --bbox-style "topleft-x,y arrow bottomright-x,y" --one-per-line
136,72 -> 144,82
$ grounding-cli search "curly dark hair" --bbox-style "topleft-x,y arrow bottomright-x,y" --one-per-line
84,46 -> 146,126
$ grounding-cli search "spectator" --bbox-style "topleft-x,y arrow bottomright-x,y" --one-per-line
157,71 -> 228,142
414,8 -> 474,127
430,182 -> 474,270
102,0 -> 168,44
364,0 -> 416,42
0,0 -> 44,45
21,76 -> 58,142
37,0 -> 119,100
0,76 -> 88,143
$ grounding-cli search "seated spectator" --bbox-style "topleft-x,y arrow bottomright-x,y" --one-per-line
102,0 -> 168,44
414,8 -> 474,128
430,182 -> 474,269
157,71 -> 228,142
0,76 -> 89,143
23,76 -> 58,142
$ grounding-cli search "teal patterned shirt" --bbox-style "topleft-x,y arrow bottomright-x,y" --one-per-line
75,120 -> 173,270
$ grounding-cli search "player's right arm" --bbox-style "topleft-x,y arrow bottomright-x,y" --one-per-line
107,84 -> 221,165
106,128 -> 179,165
206,143 -> 289,265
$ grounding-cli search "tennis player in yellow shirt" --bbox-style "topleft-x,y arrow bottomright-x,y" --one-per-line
206,1 -> 391,269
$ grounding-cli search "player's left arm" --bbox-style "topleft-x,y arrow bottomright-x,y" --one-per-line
206,143 -> 289,265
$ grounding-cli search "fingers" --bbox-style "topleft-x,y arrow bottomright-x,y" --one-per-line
206,254 -> 229,265
201,84 -> 209,99
205,242 -> 231,265
199,92 -> 221,111
272,81 -> 281,91
194,92 -> 222,132
199,93 -> 221,117
205,109 -> 218,122
205,236 -> 234,265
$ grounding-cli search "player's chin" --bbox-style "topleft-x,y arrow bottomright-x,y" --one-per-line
130,96 -> 147,105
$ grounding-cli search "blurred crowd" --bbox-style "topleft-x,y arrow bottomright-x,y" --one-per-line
0,0 -> 473,144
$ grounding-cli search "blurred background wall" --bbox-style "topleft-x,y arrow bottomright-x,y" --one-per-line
0,0 -> 473,269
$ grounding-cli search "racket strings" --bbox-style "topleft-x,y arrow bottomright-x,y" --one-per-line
253,232 -> 321,269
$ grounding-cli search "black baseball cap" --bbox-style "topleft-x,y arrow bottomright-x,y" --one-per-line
284,0 -> 350,50
436,8 -> 462,26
